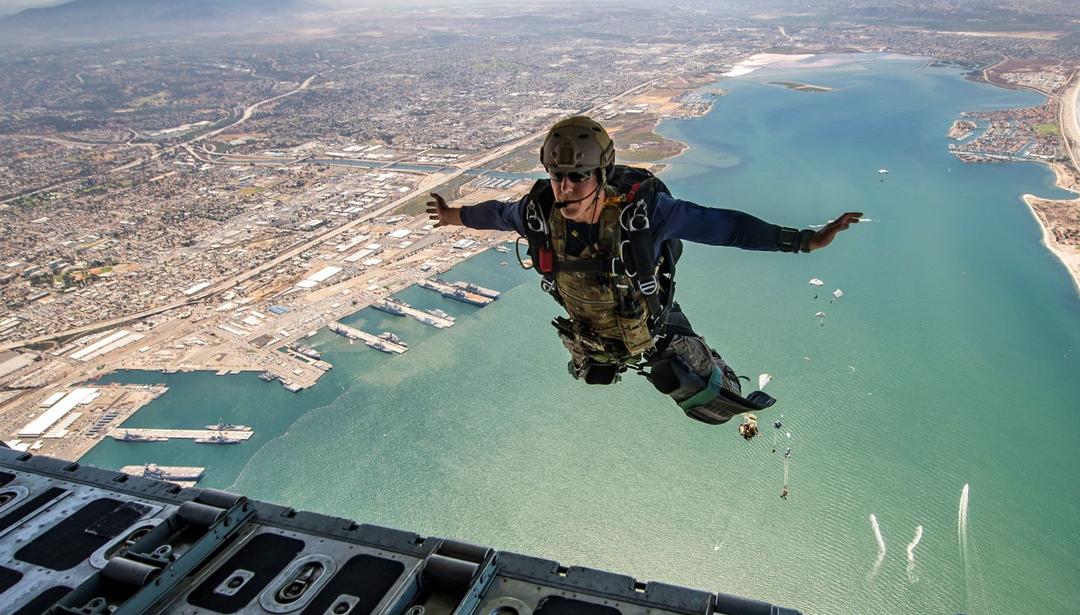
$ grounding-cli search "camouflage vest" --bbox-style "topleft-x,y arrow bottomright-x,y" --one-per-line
547,194 -> 656,360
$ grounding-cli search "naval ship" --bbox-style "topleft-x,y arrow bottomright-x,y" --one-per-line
377,332 -> 407,347
290,344 -> 322,360
450,280 -> 500,299
205,419 -> 252,432
426,308 -> 456,321
0,448 -> 803,614
193,431 -> 242,445
113,430 -> 168,443
372,299 -> 408,316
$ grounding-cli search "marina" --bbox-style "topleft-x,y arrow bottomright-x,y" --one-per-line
107,427 -> 254,442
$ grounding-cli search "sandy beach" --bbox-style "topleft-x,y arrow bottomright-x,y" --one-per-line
1022,192 -> 1080,293
1022,72 -> 1080,295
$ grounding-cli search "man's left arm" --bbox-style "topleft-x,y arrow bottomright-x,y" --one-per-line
652,194 -> 862,253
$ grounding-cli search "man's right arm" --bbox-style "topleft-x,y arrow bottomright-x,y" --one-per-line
427,192 -> 527,236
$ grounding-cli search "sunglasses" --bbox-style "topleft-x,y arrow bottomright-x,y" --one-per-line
549,169 -> 594,183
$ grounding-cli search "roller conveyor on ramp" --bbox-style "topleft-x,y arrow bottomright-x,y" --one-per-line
0,447 -> 802,615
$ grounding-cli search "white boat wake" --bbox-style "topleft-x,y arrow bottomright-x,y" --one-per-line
906,525 -> 923,581
870,513 -> 886,575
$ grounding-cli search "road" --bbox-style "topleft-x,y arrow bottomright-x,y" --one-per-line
1058,70 -> 1080,177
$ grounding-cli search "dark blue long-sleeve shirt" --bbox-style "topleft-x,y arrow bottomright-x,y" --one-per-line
459,192 -> 788,262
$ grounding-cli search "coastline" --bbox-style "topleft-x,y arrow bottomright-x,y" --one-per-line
655,51 -> 1080,297
635,52 -> 843,169
1019,70 -> 1080,295
1021,192 -> 1080,294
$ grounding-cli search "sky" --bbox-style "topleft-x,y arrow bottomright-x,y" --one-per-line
0,0 -> 67,17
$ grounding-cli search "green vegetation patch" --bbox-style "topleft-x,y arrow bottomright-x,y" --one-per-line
1035,123 -> 1059,136
615,126 -> 685,164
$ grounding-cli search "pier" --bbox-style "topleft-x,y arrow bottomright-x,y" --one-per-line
398,304 -> 455,328
417,278 -> 494,306
120,464 -> 205,488
450,280 -> 500,299
328,322 -> 408,354
107,428 -> 254,441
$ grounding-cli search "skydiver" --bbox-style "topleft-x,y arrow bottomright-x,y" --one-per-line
739,419 -> 758,440
427,116 -> 862,426
774,420 -> 782,429
780,488 -> 788,500
784,447 -> 792,458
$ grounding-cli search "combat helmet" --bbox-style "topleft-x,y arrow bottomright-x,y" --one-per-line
540,116 -> 615,178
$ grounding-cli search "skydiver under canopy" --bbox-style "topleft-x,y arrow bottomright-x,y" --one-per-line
427,116 -> 862,427
739,414 -> 759,440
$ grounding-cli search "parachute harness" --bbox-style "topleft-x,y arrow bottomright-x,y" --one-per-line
521,167 -> 682,375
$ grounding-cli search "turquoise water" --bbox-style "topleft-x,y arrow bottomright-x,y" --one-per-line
81,55 -> 1080,614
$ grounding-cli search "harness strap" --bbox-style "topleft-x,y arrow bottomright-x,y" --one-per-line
551,258 -> 626,274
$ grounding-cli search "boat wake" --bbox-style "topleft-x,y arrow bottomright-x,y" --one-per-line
906,525 -> 923,582
958,483 -> 995,614
870,513 -> 886,575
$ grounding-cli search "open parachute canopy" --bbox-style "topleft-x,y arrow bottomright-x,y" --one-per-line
808,278 -> 824,287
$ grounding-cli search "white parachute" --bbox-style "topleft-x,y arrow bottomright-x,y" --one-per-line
808,278 -> 824,287
758,373 -> 772,389
832,288 -> 844,300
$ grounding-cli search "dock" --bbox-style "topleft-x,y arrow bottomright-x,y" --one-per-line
107,428 -> 254,441
450,280 -> 500,299
328,322 -> 408,354
398,304 -> 455,328
417,279 -> 494,306
121,464 -> 205,488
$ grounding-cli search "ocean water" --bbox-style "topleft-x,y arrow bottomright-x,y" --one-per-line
81,55 -> 1080,614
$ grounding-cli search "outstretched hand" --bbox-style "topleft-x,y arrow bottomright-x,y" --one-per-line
425,192 -> 459,227
809,212 -> 863,251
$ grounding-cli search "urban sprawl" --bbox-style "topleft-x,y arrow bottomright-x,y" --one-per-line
1,3 -> 1079,466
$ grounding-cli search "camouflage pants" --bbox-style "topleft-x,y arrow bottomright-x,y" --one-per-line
560,307 -> 764,424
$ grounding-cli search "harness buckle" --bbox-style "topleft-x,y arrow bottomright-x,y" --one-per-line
526,202 -> 548,234
540,276 -> 557,293
638,278 -> 658,296
620,199 -> 650,232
